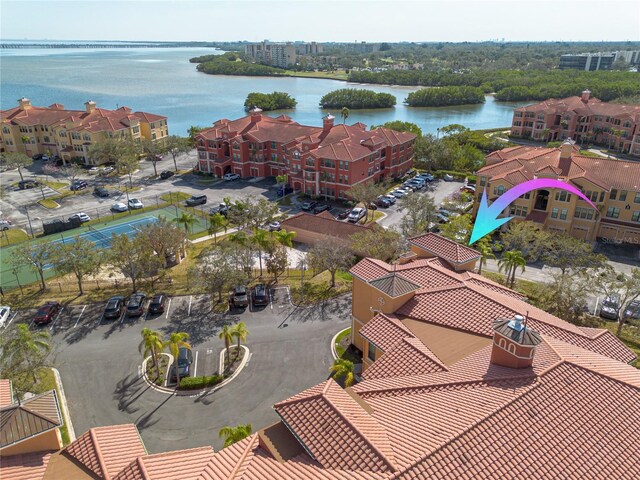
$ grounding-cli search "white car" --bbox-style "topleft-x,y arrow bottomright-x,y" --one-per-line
0,220 -> 11,231
268,221 -> 281,232
69,212 -> 91,223
223,173 -> 240,181
347,207 -> 366,223
99,166 -> 115,175
0,306 -> 11,329
391,189 -> 408,198
383,194 -> 397,205
128,198 -> 144,209
111,202 -> 128,213
88,167 -> 100,175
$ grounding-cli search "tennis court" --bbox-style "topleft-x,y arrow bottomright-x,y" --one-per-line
0,206 -> 210,289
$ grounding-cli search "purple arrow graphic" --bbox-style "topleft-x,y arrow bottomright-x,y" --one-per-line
469,178 -> 598,245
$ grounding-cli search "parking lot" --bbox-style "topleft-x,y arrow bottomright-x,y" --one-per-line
7,287 -> 350,453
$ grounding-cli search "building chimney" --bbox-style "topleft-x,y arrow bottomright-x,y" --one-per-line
560,138 -> 575,160
322,113 -> 335,131
18,97 -> 32,110
249,106 -> 262,122
490,315 -> 542,369
85,101 -> 97,113
581,89 -> 591,103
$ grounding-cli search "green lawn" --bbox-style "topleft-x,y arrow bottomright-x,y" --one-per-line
42,180 -> 69,190
160,191 -> 192,202
34,368 -> 71,445
38,198 -> 60,209
284,70 -> 349,81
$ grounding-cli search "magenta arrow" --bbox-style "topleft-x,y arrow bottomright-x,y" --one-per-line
469,178 -> 597,244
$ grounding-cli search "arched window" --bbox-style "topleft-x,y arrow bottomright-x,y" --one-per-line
507,343 -> 516,354
498,338 -> 507,350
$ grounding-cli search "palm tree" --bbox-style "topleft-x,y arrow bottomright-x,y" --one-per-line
208,213 -> 228,244
473,237 -> 496,275
219,324 -> 233,360
230,322 -> 249,351
173,213 -> 197,234
165,332 -> 190,388
1,324 -> 51,385
252,229 -> 271,277
271,229 -> 296,248
139,328 -> 164,380
498,250 -> 526,288
540,128 -> 550,142
219,424 -> 252,448
340,107 -> 350,124
329,358 -> 355,387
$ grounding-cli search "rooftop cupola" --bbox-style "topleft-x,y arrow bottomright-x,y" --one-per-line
322,113 -> 335,131
490,315 -> 542,369
250,106 -> 262,122
560,138 -> 575,160
581,89 -> 591,103
18,97 -> 32,110
84,101 -> 97,113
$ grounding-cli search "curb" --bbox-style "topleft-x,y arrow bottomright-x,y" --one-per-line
331,327 -> 350,361
52,367 -> 76,442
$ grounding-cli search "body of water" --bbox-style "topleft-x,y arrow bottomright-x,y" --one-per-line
1,47 -> 528,136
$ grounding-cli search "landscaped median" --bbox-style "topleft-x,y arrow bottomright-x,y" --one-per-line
37,198 -> 60,209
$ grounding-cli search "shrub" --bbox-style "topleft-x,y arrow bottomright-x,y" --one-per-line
319,88 -> 396,109
244,92 -> 297,111
176,374 -> 224,390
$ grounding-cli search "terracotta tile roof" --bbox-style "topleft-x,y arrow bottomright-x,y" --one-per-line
362,337 -> 447,380
114,446 -> 214,480
368,273 -> 420,297
273,379 -> 397,472
409,233 -> 481,265
63,424 -> 146,479
359,313 -> 416,352
132,111 -> 167,123
0,451 -> 55,480
1,390 -> 62,448
349,258 -> 392,282
281,211 -> 372,241
0,379 -> 13,407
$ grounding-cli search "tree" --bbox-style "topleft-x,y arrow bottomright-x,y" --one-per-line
265,242 -> 288,283
271,229 -> 296,248
500,221 -> 549,262
218,324 -> 233,360
399,192 -> 437,237
0,323 -> 51,393
243,197 -> 280,231
9,242 -> 52,290
594,267 -> 640,337
141,138 -> 168,177
1,152 -> 33,181
473,236 -> 496,275
173,212 -> 197,234
230,322 -> 249,350
348,181 -> 387,221
137,217 -> 186,269
370,121 -> 422,137
350,226 -> 402,261
218,424 -> 252,448
117,152 -> 141,188
244,92 -> 297,111
275,174 -> 288,200
498,250 -> 526,288
109,233 -> 163,291
88,136 -> 139,184
60,163 -> 84,193
438,214 -> 472,244
541,233 -> 607,278
329,358 -> 355,387
139,328 -> 164,380
341,106 -> 350,124
252,229 -> 271,277
165,332 -> 190,388
50,237 -> 102,294
165,135 -> 192,172
308,237 -> 354,288
208,213 -> 228,244
533,273 -> 590,326
196,248 -> 243,304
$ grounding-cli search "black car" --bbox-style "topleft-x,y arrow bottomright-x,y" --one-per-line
103,296 -> 125,320
32,153 -> 45,161
624,300 -> 640,320
160,170 -> 174,180
377,198 -> 391,208
94,186 -> 110,198
301,201 -> 317,212
70,180 -> 88,191
148,293 -> 168,314
337,209 -> 351,220
600,295 -> 622,320
186,194 -> 207,207
277,185 -> 294,196
209,203 -> 228,216
230,285 -> 249,309
314,204 -> 330,214
170,346 -> 193,381
126,292 -> 147,317
18,179 -> 39,190
252,284 -> 269,307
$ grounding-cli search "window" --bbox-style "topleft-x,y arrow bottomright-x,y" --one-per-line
306,158 -> 314,167
599,191 -> 605,203
493,185 -> 505,196
634,192 -> 640,204
620,191 -> 628,202
233,143 -> 240,150
574,207 -> 595,220
606,207 -> 620,219
479,176 -> 486,187
632,211 -> 640,222
551,208 -> 559,219
555,191 -> 571,202
367,342 -> 376,361
560,208 -> 568,220
610,189 -> 618,201
271,141 -> 277,149
271,154 -> 277,162
2,127 -> 9,134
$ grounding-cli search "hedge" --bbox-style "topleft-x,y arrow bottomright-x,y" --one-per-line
176,374 -> 225,390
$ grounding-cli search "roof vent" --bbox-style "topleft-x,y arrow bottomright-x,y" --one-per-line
508,314 -> 525,332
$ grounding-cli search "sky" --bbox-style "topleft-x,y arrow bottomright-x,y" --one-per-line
1,0 -> 639,43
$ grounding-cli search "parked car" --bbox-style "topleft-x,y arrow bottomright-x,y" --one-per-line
438,208 -> 452,218
103,296 -> 125,320
88,167 -> 100,175
18,179 -> 39,190
148,293 -> 168,315
230,285 -> 249,309
94,186 -> 110,198
99,166 -> 115,176
277,185 -> 293,196
128,198 -> 144,210
407,179 -> 425,189
126,292 -> 147,317
348,207 -> 366,223
460,185 -> 476,194
70,180 -> 88,191
623,300 -> 640,321
417,173 -> 434,182
33,301 -> 61,325
376,198 -> 390,208
0,220 -> 11,231
170,346 -> 193,381
69,212 -> 91,223
367,203 -> 378,211
391,189 -> 409,198
600,295 -> 621,320
147,154 -> 164,162
0,306 -> 11,329
111,202 -> 128,213
337,209 -> 351,220
314,204 -> 331,214
32,153 -> 44,161
185,194 -> 207,207
209,203 -> 228,216
252,284 -> 269,307
301,201 -> 317,212
402,183 -> 418,192
160,170 -> 174,180
383,194 -> 397,205
223,173 -> 240,181
268,221 -> 281,232
443,173 -> 454,182
437,213 -> 450,224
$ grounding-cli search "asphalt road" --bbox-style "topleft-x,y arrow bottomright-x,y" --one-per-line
11,289 -> 351,453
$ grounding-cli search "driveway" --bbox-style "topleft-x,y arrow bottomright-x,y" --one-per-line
30,290 -> 351,453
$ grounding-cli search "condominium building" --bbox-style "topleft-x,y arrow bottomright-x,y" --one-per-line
295,41 -> 324,55
195,109 -> 415,199
559,50 -> 640,70
0,98 -> 168,165
510,90 -> 640,157
473,140 -> 640,244
244,41 -> 298,68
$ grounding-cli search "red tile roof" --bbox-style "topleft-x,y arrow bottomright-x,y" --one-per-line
0,451 -> 55,480
1,390 -> 62,449
359,313 -> 416,352
362,337 -> 447,380
114,446 -> 214,480
0,379 -> 13,407
281,211 -> 372,241
409,233 -> 481,265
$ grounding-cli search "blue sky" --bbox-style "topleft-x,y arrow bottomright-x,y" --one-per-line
2,0 -> 639,42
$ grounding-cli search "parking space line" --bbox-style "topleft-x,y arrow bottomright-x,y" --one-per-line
49,307 -> 64,331
165,298 -> 172,320
187,296 -> 192,316
193,350 -> 199,377
7,312 -> 18,328
74,305 -> 87,328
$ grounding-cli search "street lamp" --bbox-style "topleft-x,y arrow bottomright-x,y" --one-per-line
25,207 -> 34,238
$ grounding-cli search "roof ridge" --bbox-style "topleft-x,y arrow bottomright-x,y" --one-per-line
89,427 -> 108,479
136,456 -> 151,480
400,337 -> 448,370
226,434 -> 259,480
